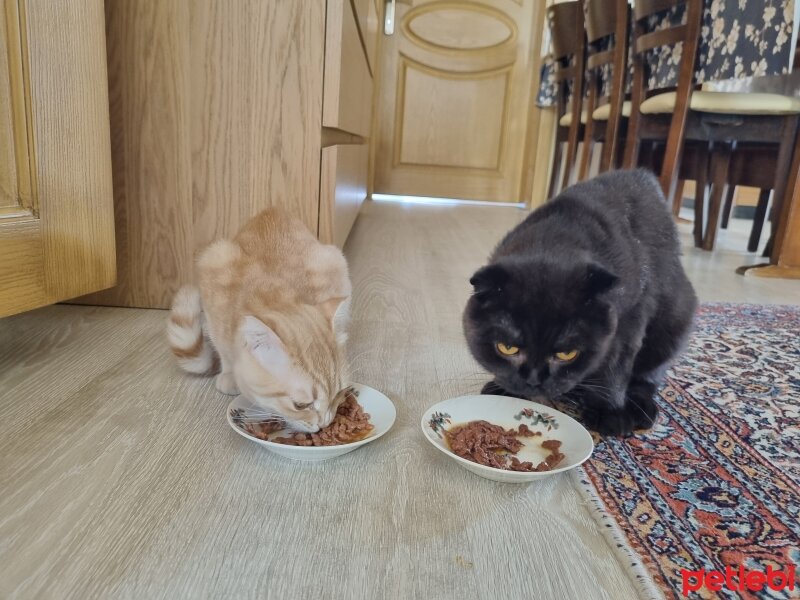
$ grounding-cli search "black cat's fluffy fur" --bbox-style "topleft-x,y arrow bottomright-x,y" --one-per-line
463,170 -> 697,436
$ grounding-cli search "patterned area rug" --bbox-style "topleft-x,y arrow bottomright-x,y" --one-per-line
579,304 -> 800,600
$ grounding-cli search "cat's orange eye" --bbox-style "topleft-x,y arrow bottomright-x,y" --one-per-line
496,342 -> 519,356
554,350 -> 579,362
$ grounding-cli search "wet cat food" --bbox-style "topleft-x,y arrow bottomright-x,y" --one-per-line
445,420 -> 563,472
234,390 -> 374,446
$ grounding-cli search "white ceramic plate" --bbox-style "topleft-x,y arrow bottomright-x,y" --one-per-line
227,383 -> 396,462
421,394 -> 594,483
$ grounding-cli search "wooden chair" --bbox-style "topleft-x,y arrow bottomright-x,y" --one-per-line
716,145 -> 777,253
546,0 -> 586,199
622,0 -> 705,207
623,0 -> 800,251
578,0 -> 630,179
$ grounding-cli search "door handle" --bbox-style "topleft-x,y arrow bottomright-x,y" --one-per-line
384,0 -> 395,35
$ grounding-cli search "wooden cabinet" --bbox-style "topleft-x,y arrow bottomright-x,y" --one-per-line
324,0 -> 373,138
319,144 -> 370,248
318,0 -> 377,247
73,0 -> 376,310
0,0 -> 115,318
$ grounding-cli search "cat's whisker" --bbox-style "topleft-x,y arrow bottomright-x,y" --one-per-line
345,349 -> 376,368
625,396 -> 654,423
434,375 -> 492,385
234,410 -> 286,421
574,383 -> 614,399
235,411 -> 284,418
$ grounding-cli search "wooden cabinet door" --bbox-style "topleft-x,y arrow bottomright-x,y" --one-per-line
319,0 -> 373,248
0,0 -> 115,318
372,0 -> 541,202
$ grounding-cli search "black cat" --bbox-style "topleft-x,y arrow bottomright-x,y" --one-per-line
463,169 -> 697,436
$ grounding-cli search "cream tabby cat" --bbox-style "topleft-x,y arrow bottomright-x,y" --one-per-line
167,209 -> 351,432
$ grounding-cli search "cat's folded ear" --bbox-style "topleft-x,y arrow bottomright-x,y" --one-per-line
585,263 -> 619,297
241,316 -> 291,373
469,264 -> 508,297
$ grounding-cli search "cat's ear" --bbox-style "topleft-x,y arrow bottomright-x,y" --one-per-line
470,264 -> 508,296
585,264 -> 619,296
241,316 -> 291,373
316,296 -> 348,328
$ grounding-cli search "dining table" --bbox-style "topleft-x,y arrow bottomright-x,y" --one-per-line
536,1 -> 800,279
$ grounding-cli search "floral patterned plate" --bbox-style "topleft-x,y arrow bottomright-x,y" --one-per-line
227,383 -> 396,462
421,395 -> 594,483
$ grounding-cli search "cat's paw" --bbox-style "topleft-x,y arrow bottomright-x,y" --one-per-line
582,398 -> 658,437
582,409 -> 638,437
215,372 -> 240,396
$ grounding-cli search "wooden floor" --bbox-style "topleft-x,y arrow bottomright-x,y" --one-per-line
1,200 -> 798,600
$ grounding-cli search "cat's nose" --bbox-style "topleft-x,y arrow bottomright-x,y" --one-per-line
520,368 -> 540,387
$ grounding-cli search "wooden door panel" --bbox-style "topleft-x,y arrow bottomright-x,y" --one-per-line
397,59 -> 507,169
0,0 -> 115,318
0,0 -> 33,219
373,0 -> 538,202
0,220 -> 46,316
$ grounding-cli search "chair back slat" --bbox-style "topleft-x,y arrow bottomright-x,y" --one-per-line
554,64 -> 578,82
585,0 -> 617,43
586,48 -> 615,70
634,0 -> 686,20
548,2 -> 584,60
634,26 -> 687,54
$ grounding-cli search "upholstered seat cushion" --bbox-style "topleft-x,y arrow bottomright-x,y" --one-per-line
558,111 -> 587,126
592,101 -> 632,120
639,91 -> 800,115
558,101 -> 633,126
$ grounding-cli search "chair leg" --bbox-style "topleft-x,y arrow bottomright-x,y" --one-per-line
675,178 -> 686,210
693,152 -> 710,248
579,83 -> 597,182
622,128 -> 640,169
661,135 -> 688,217
644,141 -> 660,172
747,188 -> 772,253
720,184 -> 736,229
548,137 -> 564,199
702,144 -> 733,251
590,141 -> 602,176
614,135 -> 626,170
562,123 -> 582,190
622,65 -> 644,169
579,139 -> 593,181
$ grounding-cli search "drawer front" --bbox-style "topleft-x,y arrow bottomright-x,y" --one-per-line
324,0 -> 372,138
319,143 -> 368,248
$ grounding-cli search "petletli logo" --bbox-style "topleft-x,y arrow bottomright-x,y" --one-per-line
681,564 -> 796,596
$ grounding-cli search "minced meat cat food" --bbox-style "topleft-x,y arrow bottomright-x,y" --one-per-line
236,390 -> 374,446
444,420 -> 563,472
